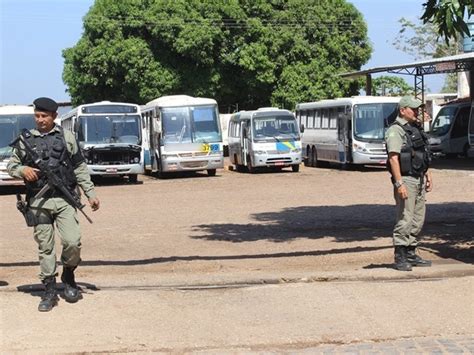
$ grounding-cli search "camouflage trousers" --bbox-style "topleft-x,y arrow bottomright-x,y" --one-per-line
30,197 -> 81,281
392,176 -> 426,246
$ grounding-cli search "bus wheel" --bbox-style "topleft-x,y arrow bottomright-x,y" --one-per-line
129,174 -> 138,183
304,148 -> 311,167
207,169 -> 216,176
247,155 -> 255,173
311,147 -> 318,167
291,164 -> 300,172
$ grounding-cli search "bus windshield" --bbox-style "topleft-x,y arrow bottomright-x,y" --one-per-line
77,115 -> 141,144
0,114 -> 36,159
354,103 -> 398,141
252,115 -> 299,142
161,105 -> 221,144
431,106 -> 457,136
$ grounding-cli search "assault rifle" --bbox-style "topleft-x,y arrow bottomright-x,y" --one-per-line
10,129 -> 93,224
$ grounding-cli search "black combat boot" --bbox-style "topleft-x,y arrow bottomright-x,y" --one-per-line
61,266 -> 80,303
38,276 -> 58,312
406,246 -> 432,267
394,246 -> 412,271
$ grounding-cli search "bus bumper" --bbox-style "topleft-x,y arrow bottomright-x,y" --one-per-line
352,151 -> 387,165
161,154 -> 224,172
88,164 -> 144,176
252,151 -> 302,168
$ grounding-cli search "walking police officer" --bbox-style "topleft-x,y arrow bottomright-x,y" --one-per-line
385,96 -> 433,271
7,97 -> 100,311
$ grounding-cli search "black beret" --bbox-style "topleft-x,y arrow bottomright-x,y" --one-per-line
33,97 -> 58,113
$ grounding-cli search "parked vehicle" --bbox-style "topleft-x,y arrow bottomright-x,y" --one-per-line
468,99 -> 474,157
0,105 -> 35,186
228,107 -> 302,172
429,99 -> 471,157
141,95 -> 224,177
60,101 -> 144,182
295,96 -> 399,167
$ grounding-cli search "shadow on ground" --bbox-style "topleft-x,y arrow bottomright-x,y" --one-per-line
190,202 -> 473,264
1,203 -> 472,268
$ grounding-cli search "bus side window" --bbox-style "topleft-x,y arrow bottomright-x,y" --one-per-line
322,109 -> 329,128
308,110 -> 314,129
315,109 -> 321,128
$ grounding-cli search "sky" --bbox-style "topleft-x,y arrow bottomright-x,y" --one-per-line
0,0 -> 444,105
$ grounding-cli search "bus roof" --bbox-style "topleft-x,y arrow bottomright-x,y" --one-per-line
296,96 -> 401,110
231,108 -> 294,121
144,95 -> 217,108
0,105 -> 34,115
59,101 -> 140,120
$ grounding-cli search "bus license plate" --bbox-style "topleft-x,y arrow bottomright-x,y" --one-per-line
274,161 -> 284,166
106,168 -> 118,173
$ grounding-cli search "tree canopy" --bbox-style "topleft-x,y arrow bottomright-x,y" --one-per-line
63,0 -> 371,110
392,17 -> 461,93
421,0 -> 473,43
371,76 -> 413,96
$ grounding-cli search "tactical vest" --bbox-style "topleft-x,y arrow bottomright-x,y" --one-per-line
21,128 -> 84,198
388,122 -> 430,178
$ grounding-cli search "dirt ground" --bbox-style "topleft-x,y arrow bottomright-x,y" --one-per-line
0,156 -> 473,352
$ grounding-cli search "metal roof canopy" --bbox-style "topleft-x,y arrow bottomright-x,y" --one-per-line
341,52 -> 474,102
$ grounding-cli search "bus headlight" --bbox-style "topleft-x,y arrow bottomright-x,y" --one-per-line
353,143 -> 367,153
291,148 -> 301,153
254,150 -> 266,155
162,154 -> 178,159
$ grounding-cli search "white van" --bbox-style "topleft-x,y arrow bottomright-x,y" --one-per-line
429,99 -> 471,157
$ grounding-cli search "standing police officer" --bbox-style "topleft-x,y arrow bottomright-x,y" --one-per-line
385,96 -> 432,271
7,97 -> 100,311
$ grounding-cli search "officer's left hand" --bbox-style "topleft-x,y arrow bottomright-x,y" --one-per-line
425,174 -> 433,192
89,197 -> 100,211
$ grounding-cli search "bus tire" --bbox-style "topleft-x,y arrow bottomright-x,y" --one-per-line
311,147 -> 318,167
291,164 -> 300,172
207,169 -> 216,176
128,174 -> 138,183
304,147 -> 311,167
247,155 -> 255,173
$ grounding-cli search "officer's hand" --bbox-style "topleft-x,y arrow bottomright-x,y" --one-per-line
22,167 -> 40,182
89,197 -> 100,211
397,185 -> 408,200
425,174 -> 433,192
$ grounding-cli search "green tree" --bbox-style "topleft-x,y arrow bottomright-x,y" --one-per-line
421,0 -> 473,43
393,17 -> 461,92
63,0 -> 371,109
372,76 -> 413,96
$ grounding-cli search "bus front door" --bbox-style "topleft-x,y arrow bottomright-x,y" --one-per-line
241,121 -> 250,166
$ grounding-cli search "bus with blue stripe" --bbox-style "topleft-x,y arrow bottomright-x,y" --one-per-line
228,107 -> 302,173
140,95 -> 224,177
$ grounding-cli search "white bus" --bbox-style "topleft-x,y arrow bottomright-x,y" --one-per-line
228,107 -> 302,172
0,105 -> 36,186
295,96 -> 400,167
469,100 -> 474,157
140,95 -> 224,177
59,101 -> 144,182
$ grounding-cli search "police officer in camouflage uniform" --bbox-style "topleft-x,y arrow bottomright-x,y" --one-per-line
7,97 -> 100,312
385,96 -> 432,271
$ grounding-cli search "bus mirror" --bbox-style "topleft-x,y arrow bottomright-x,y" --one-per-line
73,118 -> 79,132
300,124 -> 305,133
